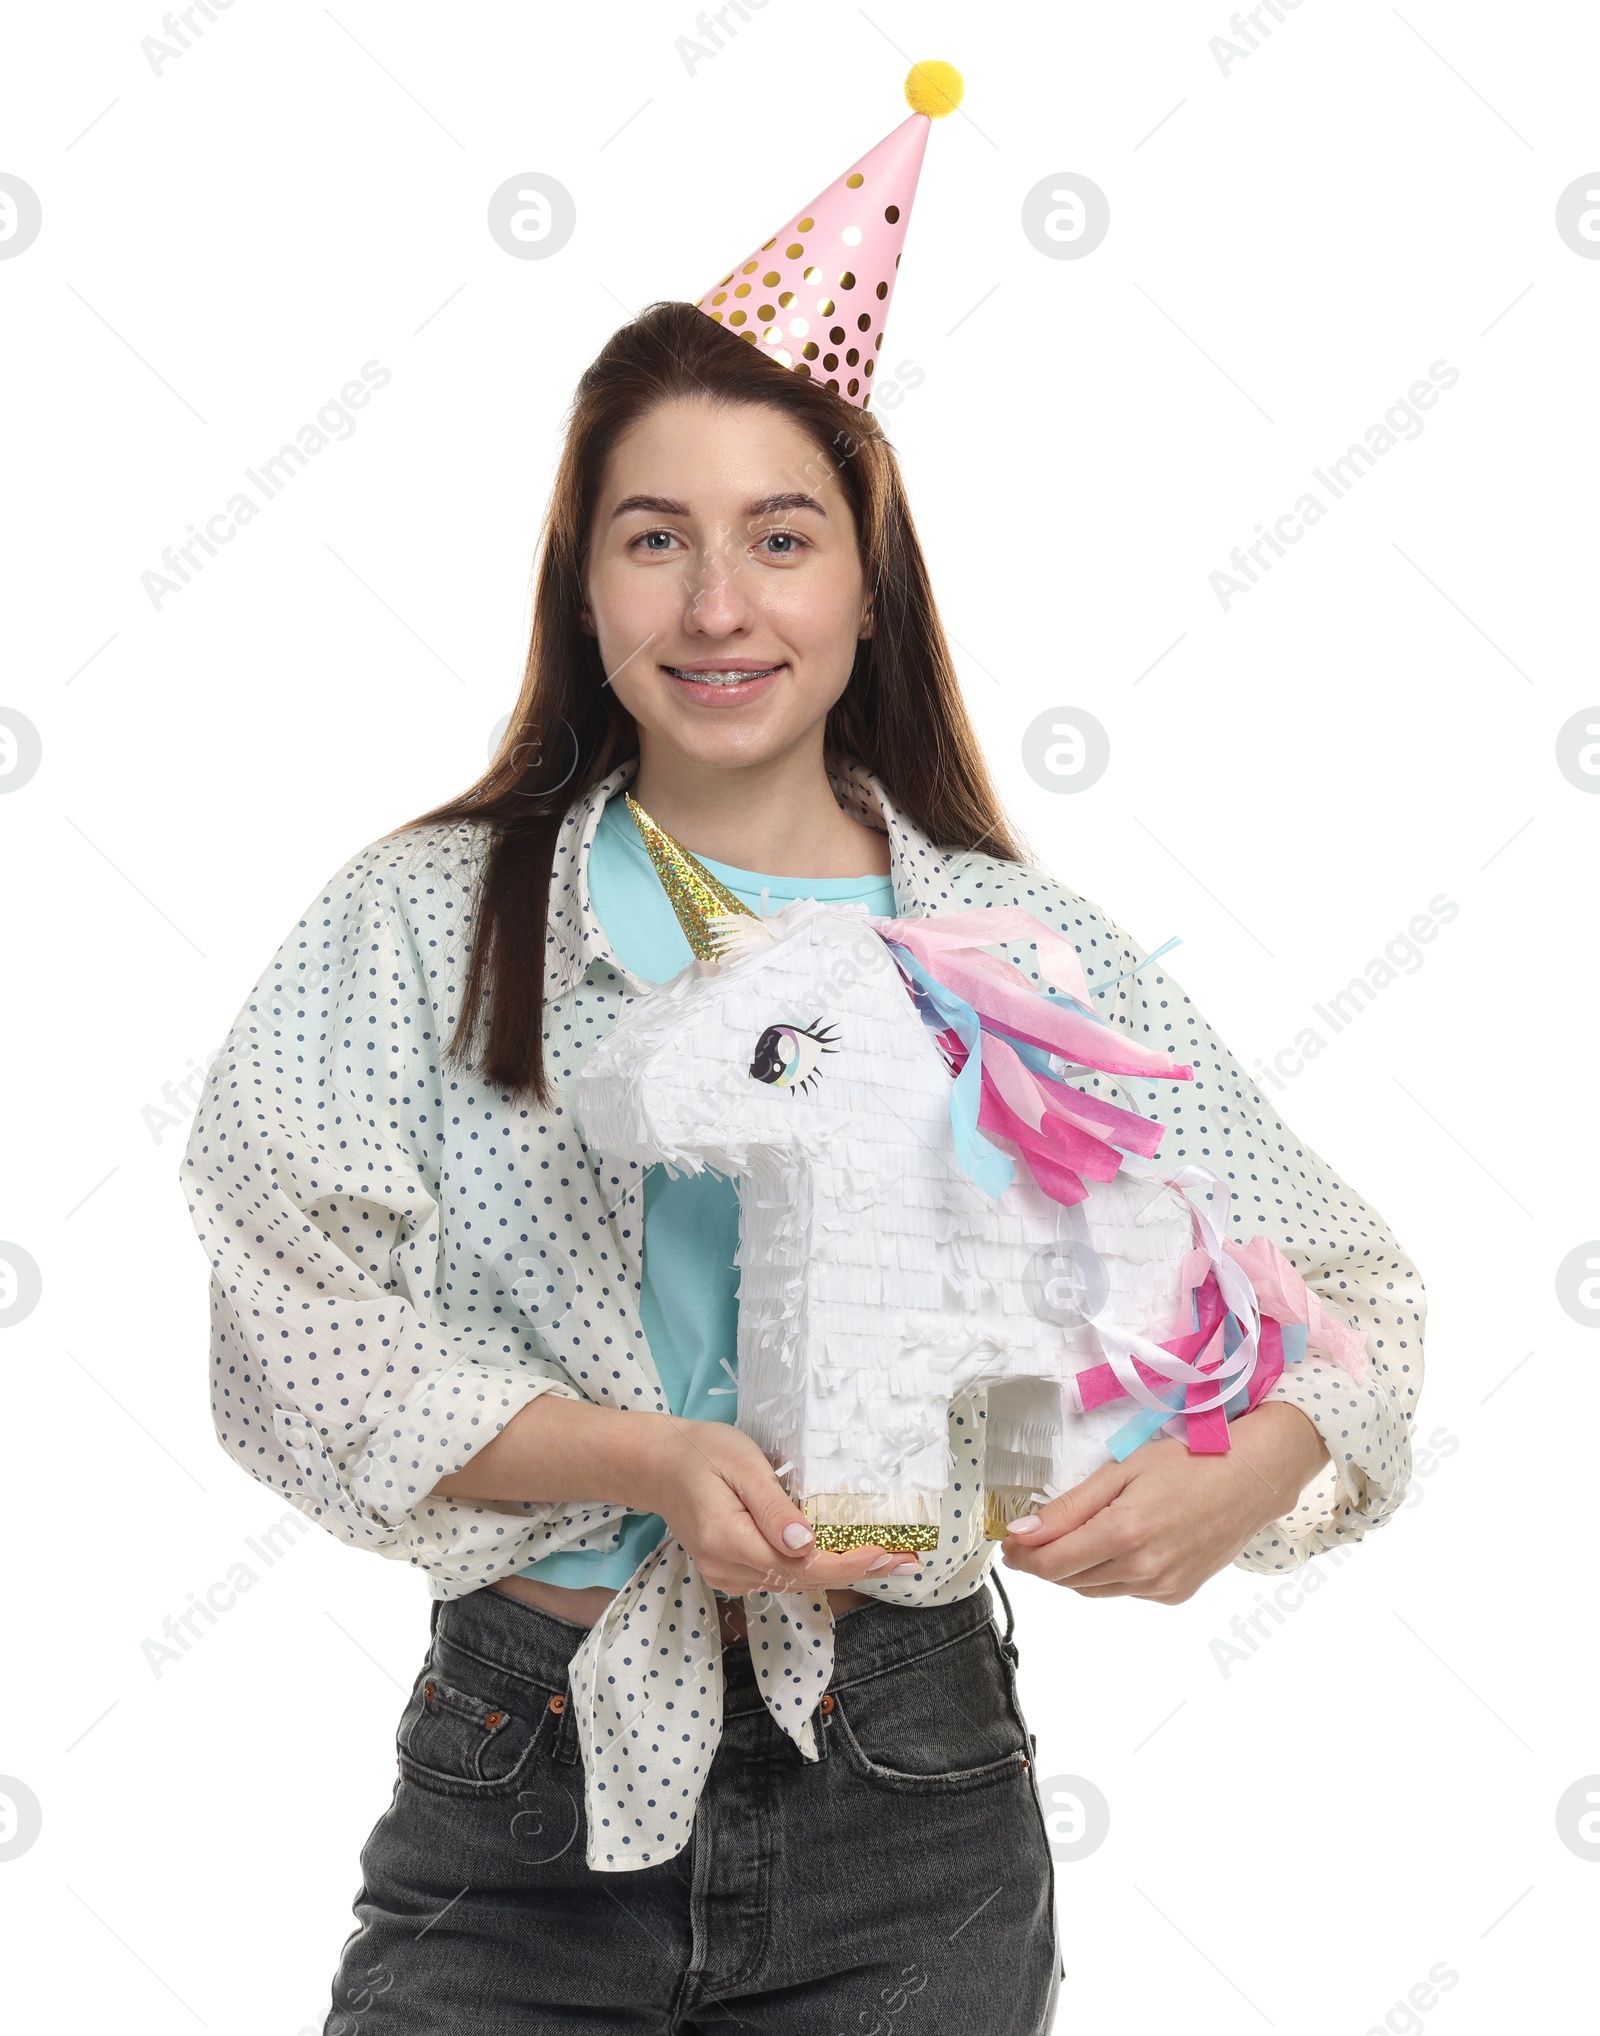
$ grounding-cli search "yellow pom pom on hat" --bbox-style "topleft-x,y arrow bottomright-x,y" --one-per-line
904,60 -> 964,117
694,63 -> 964,409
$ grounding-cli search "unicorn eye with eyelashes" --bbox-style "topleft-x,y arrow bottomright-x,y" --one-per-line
749,1018 -> 839,1094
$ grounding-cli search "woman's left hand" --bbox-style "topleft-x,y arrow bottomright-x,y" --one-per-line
999,1401 -> 1330,1604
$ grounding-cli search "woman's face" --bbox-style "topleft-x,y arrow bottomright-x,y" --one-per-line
582,396 -> 872,773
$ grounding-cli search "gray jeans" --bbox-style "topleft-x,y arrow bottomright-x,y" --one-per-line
325,1574 -> 1062,2033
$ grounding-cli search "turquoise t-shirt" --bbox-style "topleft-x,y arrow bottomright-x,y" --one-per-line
513,793 -> 897,1593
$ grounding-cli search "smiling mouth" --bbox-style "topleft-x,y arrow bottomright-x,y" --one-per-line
663,663 -> 783,688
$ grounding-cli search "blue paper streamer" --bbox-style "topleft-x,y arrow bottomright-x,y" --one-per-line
885,944 -> 1014,1199
1106,1383 -> 1188,1460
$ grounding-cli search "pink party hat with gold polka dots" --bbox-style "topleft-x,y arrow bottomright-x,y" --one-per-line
695,61 -> 963,408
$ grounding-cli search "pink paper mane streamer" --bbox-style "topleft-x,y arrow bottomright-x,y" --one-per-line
878,907 -> 1192,1206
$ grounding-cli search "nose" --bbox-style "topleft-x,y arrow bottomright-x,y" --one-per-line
679,525 -> 758,639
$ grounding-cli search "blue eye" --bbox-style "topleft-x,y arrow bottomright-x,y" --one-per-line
636,530 -> 677,552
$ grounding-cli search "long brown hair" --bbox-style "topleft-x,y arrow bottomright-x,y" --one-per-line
393,300 -> 1024,1106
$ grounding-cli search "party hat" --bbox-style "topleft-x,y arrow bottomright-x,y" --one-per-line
694,61 -> 963,408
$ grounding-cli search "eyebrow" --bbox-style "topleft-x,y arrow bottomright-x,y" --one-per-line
610,494 -> 689,520
748,492 -> 827,519
610,490 -> 828,522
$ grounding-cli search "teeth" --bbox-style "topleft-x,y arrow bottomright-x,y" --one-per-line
668,666 -> 778,686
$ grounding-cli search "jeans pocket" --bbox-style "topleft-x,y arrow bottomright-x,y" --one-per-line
395,1655 -> 555,1797
829,1623 -> 1034,1795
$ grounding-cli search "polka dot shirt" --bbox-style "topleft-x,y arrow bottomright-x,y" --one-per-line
177,755 -> 1424,1871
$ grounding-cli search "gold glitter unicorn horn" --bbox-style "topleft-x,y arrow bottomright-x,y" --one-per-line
624,794 -> 758,961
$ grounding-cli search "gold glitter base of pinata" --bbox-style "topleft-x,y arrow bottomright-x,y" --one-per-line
798,1494 -> 940,1553
807,1521 -> 942,1553
796,1488 -> 1046,1551
983,1486 -> 1048,1540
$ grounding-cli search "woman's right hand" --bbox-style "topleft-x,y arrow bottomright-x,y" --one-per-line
638,1416 -> 923,1597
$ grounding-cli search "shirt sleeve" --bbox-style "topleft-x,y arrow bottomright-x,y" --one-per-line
177,834 -> 588,1585
1002,866 -> 1426,1572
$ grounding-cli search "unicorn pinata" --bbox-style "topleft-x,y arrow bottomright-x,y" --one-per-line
574,797 -> 1369,1553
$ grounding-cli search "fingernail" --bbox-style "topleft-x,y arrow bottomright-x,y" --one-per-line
865,1552 -> 897,1572
890,1561 -> 920,1575
782,1522 -> 814,1549
1006,1517 -> 1041,1535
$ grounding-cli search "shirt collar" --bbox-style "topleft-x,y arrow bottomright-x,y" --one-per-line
544,753 -> 961,998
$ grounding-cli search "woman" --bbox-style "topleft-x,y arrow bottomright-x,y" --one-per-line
180,308 -> 1423,2036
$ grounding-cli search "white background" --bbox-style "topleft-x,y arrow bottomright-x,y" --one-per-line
2,2 -> 1595,2030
